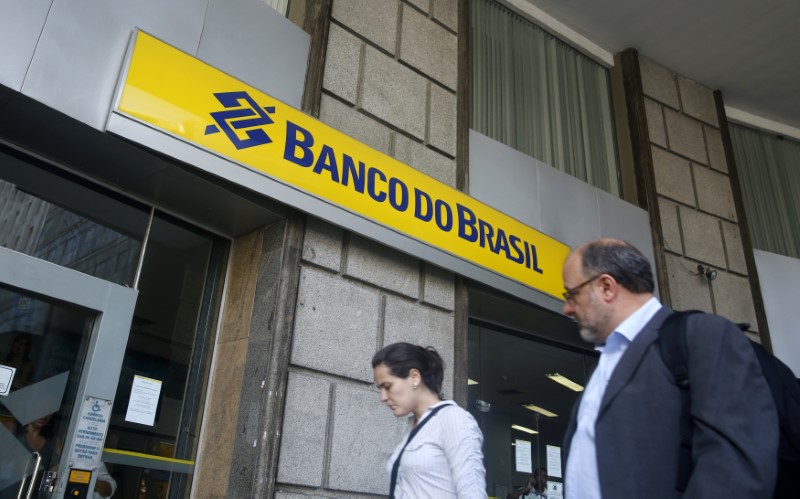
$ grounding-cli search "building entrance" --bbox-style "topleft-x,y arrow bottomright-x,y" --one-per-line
467,285 -> 598,498
0,145 -> 229,498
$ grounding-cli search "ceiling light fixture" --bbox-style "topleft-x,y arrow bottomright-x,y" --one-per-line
522,403 -> 558,418
511,424 -> 538,435
546,373 -> 584,392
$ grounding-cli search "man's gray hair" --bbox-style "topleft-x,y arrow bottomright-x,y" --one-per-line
580,239 -> 654,294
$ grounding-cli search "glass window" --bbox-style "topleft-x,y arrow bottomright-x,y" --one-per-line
0,285 -> 95,496
729,123 -> 800,259
265,0 -> 288,15
0,146 -> 150,286
470,0 -> 620,196
468,321 -> 597,497
103,212 -> 228,498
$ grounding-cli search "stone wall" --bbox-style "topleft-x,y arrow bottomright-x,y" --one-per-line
639,56 -> 759,338
275,1 -> 461,495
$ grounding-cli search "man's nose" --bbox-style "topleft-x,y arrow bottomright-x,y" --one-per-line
562,300 -> 574,316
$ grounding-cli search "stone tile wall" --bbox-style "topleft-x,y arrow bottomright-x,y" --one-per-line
195,229 -> 263,497
275,1 -> 460,495
640,56 -> 758,335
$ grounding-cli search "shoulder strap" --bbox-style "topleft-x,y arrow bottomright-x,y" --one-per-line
658,310 -> 701,492
389,403 -> 452,498
659,310 -> 700,388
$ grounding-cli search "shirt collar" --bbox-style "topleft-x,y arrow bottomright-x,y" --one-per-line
407,400 -> 453,424
597,296 -> 662,352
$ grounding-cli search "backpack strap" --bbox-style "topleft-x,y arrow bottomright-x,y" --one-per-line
659,311 -> 695,388
658,310 -> 702,492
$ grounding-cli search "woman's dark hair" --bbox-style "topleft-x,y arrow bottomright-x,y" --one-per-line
5,332 -> 32,362
581,239 -> 654,294
372,342 -> 445,397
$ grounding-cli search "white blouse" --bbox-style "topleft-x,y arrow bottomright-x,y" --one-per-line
387,401 -> 487,498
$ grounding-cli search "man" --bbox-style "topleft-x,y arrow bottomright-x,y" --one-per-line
92,461 -> 117,498
507,467 -> 547,499
561,238 -> 778,498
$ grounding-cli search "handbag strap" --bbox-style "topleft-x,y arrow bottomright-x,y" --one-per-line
389,402 -> 452,498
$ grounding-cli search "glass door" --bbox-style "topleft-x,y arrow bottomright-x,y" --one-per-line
0,247 -> 137,499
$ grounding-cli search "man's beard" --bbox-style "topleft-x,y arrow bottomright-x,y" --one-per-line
576,293 -> 609,344
579,323 -> 601,344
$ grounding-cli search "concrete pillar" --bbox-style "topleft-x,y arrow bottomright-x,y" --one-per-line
623,51 -> 764,341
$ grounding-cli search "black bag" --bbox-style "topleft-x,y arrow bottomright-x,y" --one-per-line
659,310 -> 800,498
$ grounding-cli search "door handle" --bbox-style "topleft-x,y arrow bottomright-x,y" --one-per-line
17,451 -> 42,499
39,470 -> 58,495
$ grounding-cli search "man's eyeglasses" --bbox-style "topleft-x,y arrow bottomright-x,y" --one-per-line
562,275 -> 600,302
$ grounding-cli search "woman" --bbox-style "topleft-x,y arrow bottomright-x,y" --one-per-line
372,342 -> 486,498
17,413 -> 59,470
0,415 -> 60,499
4,333 -> 35,390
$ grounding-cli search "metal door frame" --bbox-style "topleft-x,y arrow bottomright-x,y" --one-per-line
0,246 -> 138,497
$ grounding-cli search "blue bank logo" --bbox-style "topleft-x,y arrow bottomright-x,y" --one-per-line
204,91 -> 276,149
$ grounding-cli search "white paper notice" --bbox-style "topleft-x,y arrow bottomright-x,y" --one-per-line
547,481 -> 563,499
0,364 -> 15,396
515,439 -> 532,473
125,375 -> 162,426
547,445 -> 562,478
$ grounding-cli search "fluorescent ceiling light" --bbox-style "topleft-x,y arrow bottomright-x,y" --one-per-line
547,373 -> 584,392
522,404 -> 558,418
468,378 -> 479,385
511,424 -> 538,435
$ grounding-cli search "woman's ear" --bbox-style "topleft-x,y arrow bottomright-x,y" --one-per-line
408,368 -> 422,384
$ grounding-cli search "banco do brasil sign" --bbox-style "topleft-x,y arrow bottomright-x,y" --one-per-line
116,31 -> 569,300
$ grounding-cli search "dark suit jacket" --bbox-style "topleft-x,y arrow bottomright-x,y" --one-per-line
563,306 -> 778,498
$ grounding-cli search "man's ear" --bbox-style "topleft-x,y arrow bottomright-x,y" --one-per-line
598,274 -> 619,302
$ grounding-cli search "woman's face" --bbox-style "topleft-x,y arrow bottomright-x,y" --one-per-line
31,414 -> 52,429
12,336 -> 31,356
373,363 -> 419,418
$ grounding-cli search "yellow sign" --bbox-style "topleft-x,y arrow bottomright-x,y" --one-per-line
67,469 -> 91,484
116,31 -> 569,299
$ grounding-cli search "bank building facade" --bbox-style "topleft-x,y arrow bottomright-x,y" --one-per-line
0,0 -> 797,497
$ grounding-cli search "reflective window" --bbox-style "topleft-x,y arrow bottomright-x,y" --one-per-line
0,147 -> 150,286
0,285 -> 95,496
729,123 -> 800,259
468,321 -> 597,497
470,0 -> 620,196
103,212 -> 227,498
